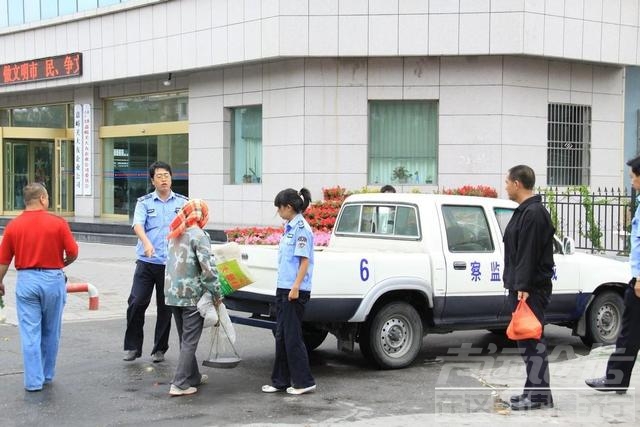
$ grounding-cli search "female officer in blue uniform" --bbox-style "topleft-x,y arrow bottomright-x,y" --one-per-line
261,187 -> 316,395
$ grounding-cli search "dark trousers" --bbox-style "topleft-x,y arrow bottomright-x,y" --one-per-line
123,261 -> 172,355
171,306 -> 204,390
605,278 -> 640,388
509,283 -> 553,404
271,288 -> 315,389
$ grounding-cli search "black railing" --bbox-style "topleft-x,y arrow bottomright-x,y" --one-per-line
539,187 -> 632,255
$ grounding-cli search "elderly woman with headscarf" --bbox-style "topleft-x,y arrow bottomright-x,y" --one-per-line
164,199 -> 221,396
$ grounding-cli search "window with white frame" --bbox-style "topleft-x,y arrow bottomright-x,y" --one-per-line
547,103 -> 591,186
230,106 -> 262,184
368,101 -> 438,186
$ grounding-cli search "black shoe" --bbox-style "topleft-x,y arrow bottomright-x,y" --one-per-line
510,393 -> 527,403
585,377 -> 627,394
123,350 -> 140,361
510,397 -> 554,411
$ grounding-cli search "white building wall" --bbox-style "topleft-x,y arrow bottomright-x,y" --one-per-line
181,56 -> 625,229
0,0 -> 630,227
1,0 -> 640,94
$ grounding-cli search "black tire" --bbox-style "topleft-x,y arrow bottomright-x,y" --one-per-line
581,291 -> 624,347
270,324 -> 328,352
360,302 -> 423,369
302,324 -> 329,352
488,328 -> 507,335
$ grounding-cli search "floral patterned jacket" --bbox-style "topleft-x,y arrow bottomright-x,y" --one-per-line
164,227 -> 221,307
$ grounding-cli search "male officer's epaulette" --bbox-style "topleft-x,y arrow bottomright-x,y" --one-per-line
137,193 -> 153,202
296,220 -> 305,228
175,193 -> 189,201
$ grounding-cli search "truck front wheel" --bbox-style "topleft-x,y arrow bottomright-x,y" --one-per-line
360,302 -> 423,369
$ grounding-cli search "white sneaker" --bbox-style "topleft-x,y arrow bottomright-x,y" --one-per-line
261,384 -> 286,393
286,384 -> 316,395
169,384 -> 197,396
198,374 -> 208,385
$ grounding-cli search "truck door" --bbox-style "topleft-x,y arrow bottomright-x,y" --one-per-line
440,204 -> 505,324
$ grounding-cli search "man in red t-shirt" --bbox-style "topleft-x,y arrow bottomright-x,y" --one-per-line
0,183 -> 78,392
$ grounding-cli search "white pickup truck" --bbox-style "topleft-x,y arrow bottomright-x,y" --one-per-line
225,193 -> 629,369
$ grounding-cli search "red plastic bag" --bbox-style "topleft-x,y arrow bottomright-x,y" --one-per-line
506,299 -> 542,340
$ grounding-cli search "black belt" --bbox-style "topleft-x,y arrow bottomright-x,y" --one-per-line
17,267 -> 61,271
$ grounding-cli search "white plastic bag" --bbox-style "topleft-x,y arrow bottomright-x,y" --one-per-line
197,292 -> 219,328
217,303 -> 236,344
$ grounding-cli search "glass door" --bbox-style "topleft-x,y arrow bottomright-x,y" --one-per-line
4,141 -> 29,211
3,139 -> 57,212
54,138 -> 74,214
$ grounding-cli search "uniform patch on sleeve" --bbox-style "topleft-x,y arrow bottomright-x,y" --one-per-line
297,236 -> 307,248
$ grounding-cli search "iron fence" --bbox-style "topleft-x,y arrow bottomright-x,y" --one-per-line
539,187 -> 633,255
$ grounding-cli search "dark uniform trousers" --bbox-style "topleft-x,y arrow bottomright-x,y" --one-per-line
124,261 -> 172,356
271,288 -> 315,389
605,278 -> 640,388
509,280 -> 553,404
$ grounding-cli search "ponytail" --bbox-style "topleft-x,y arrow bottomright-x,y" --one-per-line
274,187 -> 312,213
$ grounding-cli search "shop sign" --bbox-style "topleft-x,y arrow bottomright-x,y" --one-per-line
74,105 -> 83,194
82,104 -> 92,196
1,53 -> 82,86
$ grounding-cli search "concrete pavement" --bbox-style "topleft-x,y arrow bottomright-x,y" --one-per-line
0,242 -> 638,426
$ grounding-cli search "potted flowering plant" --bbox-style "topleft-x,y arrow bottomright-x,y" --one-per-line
392,166 -> 412,184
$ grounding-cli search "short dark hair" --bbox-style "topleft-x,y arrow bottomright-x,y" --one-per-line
149,161 -> 172,179
23,182 -> 47,205
507,165 -> 536,190
274,188 -> 312,213
380,185 -> 396,193
626,155 -> 640,176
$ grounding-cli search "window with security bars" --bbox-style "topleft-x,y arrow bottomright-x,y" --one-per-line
547,103 -> 591,186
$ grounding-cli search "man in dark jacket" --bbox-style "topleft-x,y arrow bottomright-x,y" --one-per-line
503,165 -> 555,410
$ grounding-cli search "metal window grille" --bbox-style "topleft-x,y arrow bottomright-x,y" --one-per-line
547,103 -> 591,186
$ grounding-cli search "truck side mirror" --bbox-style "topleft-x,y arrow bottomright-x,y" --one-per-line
562,236 -> 575,255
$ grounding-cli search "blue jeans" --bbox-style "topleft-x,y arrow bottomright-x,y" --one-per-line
15,269 -> 66,391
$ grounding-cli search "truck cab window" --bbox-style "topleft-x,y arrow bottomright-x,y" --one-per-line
442,205 -> 494,252
395,206 -> 419,237
493,208 -> 514,236
336,205 -> 361,233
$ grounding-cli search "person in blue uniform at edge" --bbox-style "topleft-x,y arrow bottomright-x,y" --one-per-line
261,188 -> 317,395
123,161 -> 188,363
585,155 -> 640,394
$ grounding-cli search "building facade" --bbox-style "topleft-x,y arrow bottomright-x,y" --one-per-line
0,0 -> 638,229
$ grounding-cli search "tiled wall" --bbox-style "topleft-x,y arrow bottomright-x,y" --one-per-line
1,0 -> 639,94
186,56 -> 623,229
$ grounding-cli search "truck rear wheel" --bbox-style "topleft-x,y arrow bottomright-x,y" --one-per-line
581,291 -> 624,347
360,302 -> 423,369
302,325 -> 329,352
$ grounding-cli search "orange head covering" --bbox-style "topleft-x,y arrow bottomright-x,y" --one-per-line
167,199 -> 209,240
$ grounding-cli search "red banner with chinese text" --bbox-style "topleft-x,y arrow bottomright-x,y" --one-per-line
1,53 -> 82,86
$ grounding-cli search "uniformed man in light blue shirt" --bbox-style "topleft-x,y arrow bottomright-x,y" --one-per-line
123,161 -> 187,363
586,155 -> 640,393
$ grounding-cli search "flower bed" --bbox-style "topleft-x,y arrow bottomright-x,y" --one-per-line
224,184 -> 498,245
440,185 -> 498,198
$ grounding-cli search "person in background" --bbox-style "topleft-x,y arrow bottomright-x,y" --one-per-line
165,199 -> 221,396
503,165 -> 555,411
123,161 -> 188,363
380,184 -> 396,193
585,155 -> 640,394
262,188 -> 317,395
0,183 -> 78,391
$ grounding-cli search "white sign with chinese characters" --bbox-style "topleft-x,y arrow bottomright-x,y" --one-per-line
82,104 -> 92,196
73,104 -> 82,194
